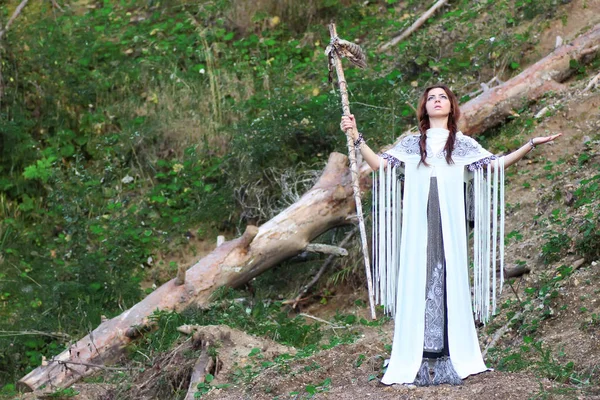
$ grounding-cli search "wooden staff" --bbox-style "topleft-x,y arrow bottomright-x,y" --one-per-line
325,23 -> 375,319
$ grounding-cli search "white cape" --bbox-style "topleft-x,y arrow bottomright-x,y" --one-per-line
373,130 -> 505,384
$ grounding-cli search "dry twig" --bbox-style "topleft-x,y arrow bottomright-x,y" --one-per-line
54,360 -> 133,372
0,330 -> 70,340
482,311 -> 522,358
299,313 -> 345,329
0,0 -> 29,40
379,0 -> 449,52
582,71 -> 600,93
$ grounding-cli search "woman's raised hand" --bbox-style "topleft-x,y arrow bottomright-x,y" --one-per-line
532,133 -> 563,146
340,114 -> 360,141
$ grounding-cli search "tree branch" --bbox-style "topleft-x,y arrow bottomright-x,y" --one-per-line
582,70 -> 600,93
482,311 -> 522,358
378,0 -> 449,52
304,243 -> 348,257
0,0 -> 30,40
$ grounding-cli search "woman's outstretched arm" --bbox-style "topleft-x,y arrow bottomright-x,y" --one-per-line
502,133 -> 562,168
340,114 -> 387,171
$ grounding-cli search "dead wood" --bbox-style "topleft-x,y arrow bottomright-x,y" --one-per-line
482,311 -> 522,358
0,0 -> 30,99
0,0 -> 29,40
504,265 -> 531,279
304,243 -> 348,257
572,258 -> 586,271
178,324 -> 291,398
379,0 -> 449,52
184,341 -> 213,400
175,265 -> 186,286
582,71 -> 600,93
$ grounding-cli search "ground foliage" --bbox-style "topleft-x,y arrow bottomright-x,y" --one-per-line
0,0 -> 598,396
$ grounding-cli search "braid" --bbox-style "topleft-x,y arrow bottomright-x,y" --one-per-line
419,133 -> 428,166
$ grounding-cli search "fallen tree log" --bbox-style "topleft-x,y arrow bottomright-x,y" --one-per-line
459,24 -> 600,135
18,23 -> 600,392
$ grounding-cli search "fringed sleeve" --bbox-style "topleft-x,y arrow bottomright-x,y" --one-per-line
470,156 -> 505,323
372,154 -> 404,317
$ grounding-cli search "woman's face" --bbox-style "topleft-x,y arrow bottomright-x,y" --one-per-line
425,88 -> 451,118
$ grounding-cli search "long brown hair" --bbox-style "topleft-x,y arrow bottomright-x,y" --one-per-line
416,84 -> 461,166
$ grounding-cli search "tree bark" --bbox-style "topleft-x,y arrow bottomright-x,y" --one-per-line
18,23 -> 600,393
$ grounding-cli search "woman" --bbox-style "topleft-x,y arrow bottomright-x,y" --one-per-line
340,84 -> 560,386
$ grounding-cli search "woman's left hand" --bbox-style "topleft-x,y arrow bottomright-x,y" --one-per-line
533,133 -> 562,146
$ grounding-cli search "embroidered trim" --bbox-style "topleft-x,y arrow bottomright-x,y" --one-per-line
439,137 -> 482,159
398,135 -> 485,159
381,153 -> 402,168
467,155 -> 498,171
399,135 -> 422,155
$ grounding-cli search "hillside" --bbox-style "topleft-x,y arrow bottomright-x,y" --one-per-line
1,0 -> 600,398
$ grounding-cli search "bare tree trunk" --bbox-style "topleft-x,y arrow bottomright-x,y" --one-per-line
459,24 -> 600,136
18,23 -> 600,393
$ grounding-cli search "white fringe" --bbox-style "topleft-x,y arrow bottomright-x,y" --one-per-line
372,160 -> 401,316
372,157 -> 505,323
473,157 -> 505,323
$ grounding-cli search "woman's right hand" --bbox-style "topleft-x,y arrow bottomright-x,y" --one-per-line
340,114 -> 359,140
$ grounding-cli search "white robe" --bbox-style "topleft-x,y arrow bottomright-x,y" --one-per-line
374,128 -> 505,384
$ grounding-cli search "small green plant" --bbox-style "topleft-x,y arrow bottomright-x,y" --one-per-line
580,313 -> 600,332
304,377 -> 332,397
195,374 -> 230,399
541,232 -> 571,264
355,354 -> 366,368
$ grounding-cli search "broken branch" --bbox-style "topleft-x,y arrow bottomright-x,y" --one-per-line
378,0 -> 449,52
482,311 -> 523,358
304,243 -> 348,257
582,71 -> 600,93
0,0 -> 29,40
